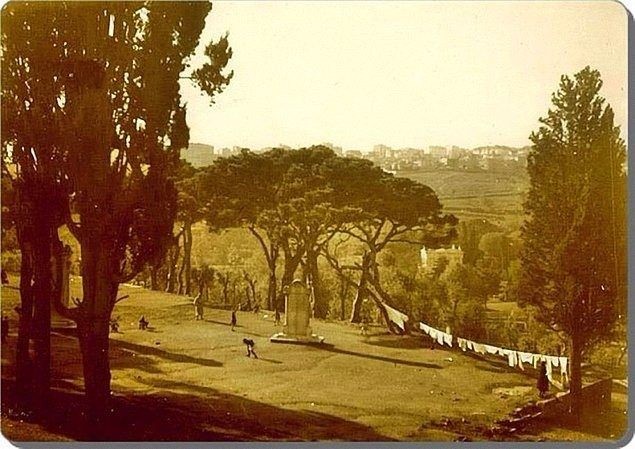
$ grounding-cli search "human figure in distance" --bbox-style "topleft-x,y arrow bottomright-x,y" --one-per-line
537,361 -> 549,398
243,338 -> 258,358
193,293 -> 204,320
139,315 -> 149,330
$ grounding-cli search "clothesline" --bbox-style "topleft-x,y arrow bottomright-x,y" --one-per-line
419,321 -> 569,387
383,303 -> 409,332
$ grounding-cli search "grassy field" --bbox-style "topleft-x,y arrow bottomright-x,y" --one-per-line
0,276 -> 626,442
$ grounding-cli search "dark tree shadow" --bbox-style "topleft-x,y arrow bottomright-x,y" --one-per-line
111,339 -> 223,368
459,350 -> 541,380
364,335 -> 432,350
50,329 -> 223,368
253,357 -> 282,364
203,319 -> 241,328
1,378 -> 394,442
315,343 -> 442,369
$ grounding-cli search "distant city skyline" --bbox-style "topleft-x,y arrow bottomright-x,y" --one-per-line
180,1 -> 627,151
185,141 -> 531,154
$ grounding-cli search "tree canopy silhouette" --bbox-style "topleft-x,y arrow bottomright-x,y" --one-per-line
1,1 -> 231,425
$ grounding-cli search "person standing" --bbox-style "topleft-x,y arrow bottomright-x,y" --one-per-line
274,308 -> 281,325
537,361 -> 549,398
193,293 -> 204,320
230,310 -> 237,331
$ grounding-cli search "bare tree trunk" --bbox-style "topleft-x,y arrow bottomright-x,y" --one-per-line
77,239 -> 118,426
366,252 -> 405,334
350,278 -> 366,323
77,314 -> 112,428
16,237 -> 34,412
267,270 -> 277,310
249,281 -> 257,308
277,247 -> 303,311
350,253 -> 372,323
165,235 -> 181,293
247,227 -> 277,310
150,265 -> 159,290
306,249 -> 327,319
183,219 -> 193,295
367,285 -> 401,334
339,279 -> 348,321
177,251 -> 186,295
569,331 -> 583,424
31,234 -> 52,415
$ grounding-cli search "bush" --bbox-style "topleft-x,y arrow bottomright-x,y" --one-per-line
1,251 -> 21,274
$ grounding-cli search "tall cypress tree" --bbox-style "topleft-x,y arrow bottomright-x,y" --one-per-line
2,1 -> 232,426
520,66 -> 626,419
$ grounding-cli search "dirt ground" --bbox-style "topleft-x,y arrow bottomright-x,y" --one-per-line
0,277 -> 628,442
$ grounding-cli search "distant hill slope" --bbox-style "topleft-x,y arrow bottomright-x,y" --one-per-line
397,169 -> 528,198
182,143 -> 217,168
396,169 -> 529,229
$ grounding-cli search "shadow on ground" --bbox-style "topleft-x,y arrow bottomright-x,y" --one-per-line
1,378 -> 394,442
316,343 -> 442,369
51,328 -> 224,370
112,339 -> 223,368
364,334 -> 431,350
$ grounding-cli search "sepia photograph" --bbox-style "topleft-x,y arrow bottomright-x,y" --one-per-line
0,0 -> 629,444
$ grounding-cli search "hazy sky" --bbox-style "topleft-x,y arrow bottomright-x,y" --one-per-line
180,1 -> 628,151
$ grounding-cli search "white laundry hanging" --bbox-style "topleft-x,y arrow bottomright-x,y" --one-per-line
384,303 -> 408,331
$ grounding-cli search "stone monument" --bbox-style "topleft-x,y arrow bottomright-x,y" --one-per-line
270,279 -> 324,344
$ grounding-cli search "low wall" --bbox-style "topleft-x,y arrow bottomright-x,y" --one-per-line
539,377 -> 612,420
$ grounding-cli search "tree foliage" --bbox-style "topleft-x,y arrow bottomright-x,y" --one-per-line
1,1 -> 231,424
200,146 -> 456,331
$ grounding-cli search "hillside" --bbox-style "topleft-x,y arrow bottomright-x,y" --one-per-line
396,169 -> 529,229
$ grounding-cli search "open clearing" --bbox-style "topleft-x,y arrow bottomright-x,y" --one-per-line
0,277 -> 626,441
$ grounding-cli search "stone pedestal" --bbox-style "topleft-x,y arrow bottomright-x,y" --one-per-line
271,279 -> 324,344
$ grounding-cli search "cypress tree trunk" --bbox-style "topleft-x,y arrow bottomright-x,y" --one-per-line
150,266 -> 159,290
77,240 -> 118,425
77,315 -> 111,427
16,238 -> 35,412
31,234 -> 52,415
569,331 -> 583,423
183,219 -> 193,295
